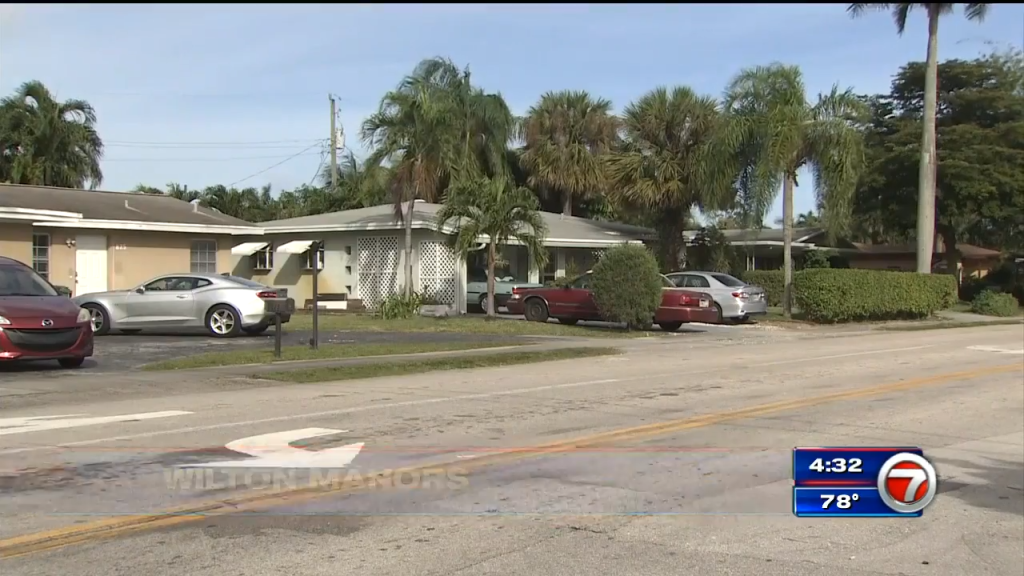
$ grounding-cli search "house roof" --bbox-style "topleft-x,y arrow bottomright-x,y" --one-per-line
0,183 -> 255,227
260,201 -> 655,246
849,241 -> 1001,258
683,227 -> 823,244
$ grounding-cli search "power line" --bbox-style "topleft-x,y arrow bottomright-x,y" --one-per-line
228,142 -> 324,187
104,138 -> 323,146
104,151 -> 323,162
105,143 -> 323,150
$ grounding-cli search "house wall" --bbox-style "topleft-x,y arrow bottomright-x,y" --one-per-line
0,222 -> 235,295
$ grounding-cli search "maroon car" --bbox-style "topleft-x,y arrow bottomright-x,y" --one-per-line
506,272 -> 718,331
0,256 -> 94,368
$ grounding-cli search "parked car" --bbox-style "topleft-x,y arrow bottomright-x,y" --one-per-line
664,271 -> 767,323
506,272 -> 717,331
73,273 -> 291,338
0,256 -> 94,368
467,271 -> 542,314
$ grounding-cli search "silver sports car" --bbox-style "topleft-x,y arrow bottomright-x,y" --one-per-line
72,273 -> 291,337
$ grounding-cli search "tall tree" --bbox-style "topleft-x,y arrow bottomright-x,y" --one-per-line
725,64 -> 866,316
847,3 -> 990,273
362,57 -> 515,296
435,175 -> 548,317
0,80 -> 104,189
518,91 -> 619,217
606,86 -> 741,271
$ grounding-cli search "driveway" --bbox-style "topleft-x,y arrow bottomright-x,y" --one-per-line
0,328 -> 524,379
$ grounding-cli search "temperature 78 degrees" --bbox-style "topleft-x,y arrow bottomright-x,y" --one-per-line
821,493 -> 860,509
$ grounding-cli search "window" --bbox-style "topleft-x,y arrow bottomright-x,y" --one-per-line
303,244 -> 325,270
0,263 -> 58,296
144,277 -> 194,291
32,233 -> 50,281
194,278 -> 212,289
251,244 -> 274,270
710,273 -> 745,288
571,273 -> 592,290
659,275 -> 676,289
680,274 -> 711,289
190,240 -> 218,274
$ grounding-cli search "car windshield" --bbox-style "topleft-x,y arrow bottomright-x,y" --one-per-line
711,273 -> 746,288
221,275 -> 268,289
0,264 -> 59,297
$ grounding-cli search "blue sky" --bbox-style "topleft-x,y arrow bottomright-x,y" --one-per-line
2,3 -> 1021,224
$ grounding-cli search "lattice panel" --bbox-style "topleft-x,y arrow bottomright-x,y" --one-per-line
356,236 -> 400,310
418,241 -> 457,304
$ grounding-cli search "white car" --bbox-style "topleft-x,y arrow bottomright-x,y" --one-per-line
665,271 -> 767,323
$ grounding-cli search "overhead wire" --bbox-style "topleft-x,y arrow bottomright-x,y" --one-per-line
227,141 -> 325,187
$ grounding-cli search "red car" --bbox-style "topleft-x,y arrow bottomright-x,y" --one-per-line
506,272 -> 718,331
0,256 -> 94,368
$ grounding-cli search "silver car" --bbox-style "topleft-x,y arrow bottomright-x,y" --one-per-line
665,271 -> 767,323
72,273 -> 290,337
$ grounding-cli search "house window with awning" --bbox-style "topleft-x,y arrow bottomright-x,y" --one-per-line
252,244 -> 274,271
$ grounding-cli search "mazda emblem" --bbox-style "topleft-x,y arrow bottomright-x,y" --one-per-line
41,319 -> 54,327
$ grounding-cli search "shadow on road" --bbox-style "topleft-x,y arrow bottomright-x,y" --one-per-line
933,455 -> 1024,517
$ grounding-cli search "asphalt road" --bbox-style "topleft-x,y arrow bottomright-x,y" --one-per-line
0,324 -> 1021,574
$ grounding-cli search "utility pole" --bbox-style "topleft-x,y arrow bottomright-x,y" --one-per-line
329,95 -> 338,192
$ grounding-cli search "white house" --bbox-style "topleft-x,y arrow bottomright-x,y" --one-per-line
228,200 -> 653,313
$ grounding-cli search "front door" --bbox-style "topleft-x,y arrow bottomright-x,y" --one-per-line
121,276 -> 198,327
75,235 -> 108,296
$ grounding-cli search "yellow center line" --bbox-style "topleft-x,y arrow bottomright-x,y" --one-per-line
1,362 -> 1020,559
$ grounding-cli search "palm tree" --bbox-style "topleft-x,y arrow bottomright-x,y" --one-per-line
518,91 -> 619,217
847,3 -> 990,273
165,182 -> 201,203
604,86 -> 742,271
319,151 -> 389,211
725,64 -> 866,317
0,80 -> 103,189
362,57 -> 515,296
774,211 -> 822,228
435,175 -> 548,317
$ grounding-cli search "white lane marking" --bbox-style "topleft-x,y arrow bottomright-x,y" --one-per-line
180,428 -> 364,469
0,411 -> 193,437
0,345 -> 932,455
967,345 -> 1024,356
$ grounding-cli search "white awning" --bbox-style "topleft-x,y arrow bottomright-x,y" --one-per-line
230,241 -> 268,256
276,240 -> 317,254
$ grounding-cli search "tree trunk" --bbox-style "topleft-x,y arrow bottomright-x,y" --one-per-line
916,10 -> 940,274
404,199 -> 415,297
657,209 -> 685,273
782,173 -> 795,318
486,240 -> 497,319
562,191 -> 572,217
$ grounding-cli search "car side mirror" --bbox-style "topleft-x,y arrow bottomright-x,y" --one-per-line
134,286 -> 146,294
55,285 -> 72,297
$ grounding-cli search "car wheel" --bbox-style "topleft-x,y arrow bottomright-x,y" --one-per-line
58,357 -> 85,369
478,294 -> 489,314
82,304 -> 110,336
242,323 -> 270,335
206,304 -> 242,338
523,298 -> 549,323
557,318 -> 579,326
713,303 -> 725,324
658,321 -> 683,332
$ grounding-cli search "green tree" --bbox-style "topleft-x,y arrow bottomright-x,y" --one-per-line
362,57 -> 513,296
847,3 -> 990,274
0,80 -> 103,189
435,175 -> 548,317
686,226 -> 739,273
605,86 -> 741,272
724,64 -> 866,317
518,90 -> 619,217
130,184 -> 164,195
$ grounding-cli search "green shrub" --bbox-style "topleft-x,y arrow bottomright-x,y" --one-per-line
376,292 -> 424,320
800,250 -> 831,269
591,244 -> 662,329
793,269 -> 957,322
970,290 -> 1020,317
739,270 -> 787,307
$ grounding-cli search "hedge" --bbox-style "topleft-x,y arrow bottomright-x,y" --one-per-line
793,269 -> 957,322
739,270 -> 787,307
970,290 -> 1020,317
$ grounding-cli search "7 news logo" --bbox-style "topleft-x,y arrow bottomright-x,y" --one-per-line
877,452 -> 938,514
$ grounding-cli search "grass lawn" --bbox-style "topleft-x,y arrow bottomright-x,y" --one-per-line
285,312 -> 655,338
258,347 -> 622,383
142,341 -> 522,371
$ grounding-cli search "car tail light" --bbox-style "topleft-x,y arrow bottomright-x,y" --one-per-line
679,294 -> 695,306
256,291 -> 278,298
512,287 -> 526,295
732,291 -> 748,299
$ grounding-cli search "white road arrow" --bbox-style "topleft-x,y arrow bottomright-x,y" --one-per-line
182,428 -> 364,469
967,345 -> 1024,356
0,411 -> 193,436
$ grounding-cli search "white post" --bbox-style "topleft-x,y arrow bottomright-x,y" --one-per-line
556,248 -> 565,277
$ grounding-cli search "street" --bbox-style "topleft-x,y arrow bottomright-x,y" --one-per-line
1,324 -> 1022,575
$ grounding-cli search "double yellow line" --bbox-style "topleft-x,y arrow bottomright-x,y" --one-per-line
2,362 -> 1020,559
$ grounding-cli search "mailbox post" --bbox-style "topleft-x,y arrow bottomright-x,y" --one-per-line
263,296 -> 296,359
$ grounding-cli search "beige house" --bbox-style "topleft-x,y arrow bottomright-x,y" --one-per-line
228,200 -> 652,312
0,184 -> 263,296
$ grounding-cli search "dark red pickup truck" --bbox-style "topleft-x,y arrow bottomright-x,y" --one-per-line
505,272 -> 718,331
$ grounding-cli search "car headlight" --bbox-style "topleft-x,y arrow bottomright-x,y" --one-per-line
77,308 -> 91,323
0,315 -> 9,325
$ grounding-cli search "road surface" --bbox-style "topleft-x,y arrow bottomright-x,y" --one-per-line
1,324 -> 1022,575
